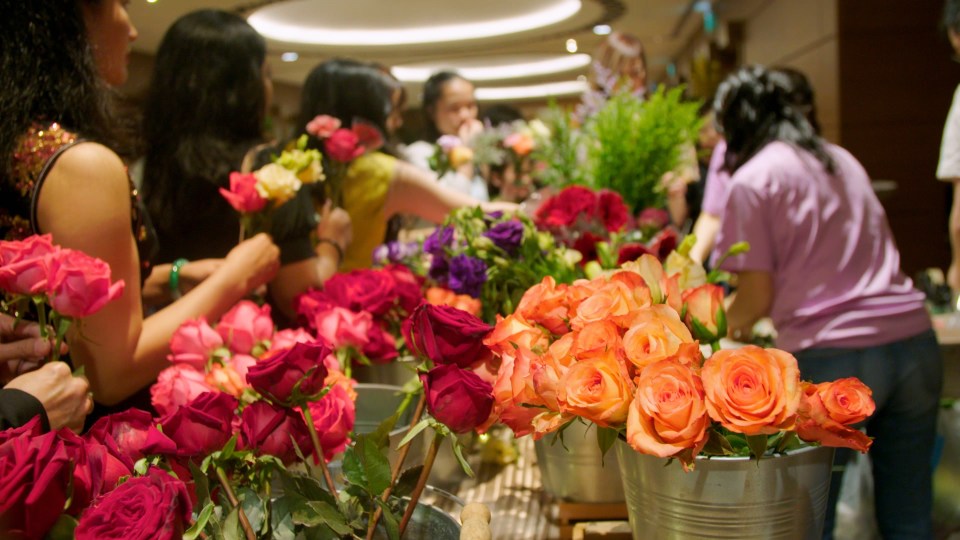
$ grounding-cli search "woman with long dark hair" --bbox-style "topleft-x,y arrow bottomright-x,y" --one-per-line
0,1 -> 279,410
141,10 -> 349,320
712,65 -> 941,539
295,59 -> 514,270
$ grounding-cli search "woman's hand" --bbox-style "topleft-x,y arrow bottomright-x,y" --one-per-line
316,200 -> 352,252
220,233 -> 281,295
5,361 -> 91,432
177,258 -> 224,295
0,315 -> 68,385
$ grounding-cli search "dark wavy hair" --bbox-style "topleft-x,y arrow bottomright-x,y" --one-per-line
714,65 -> 834,174
0,0 -> 116,176
296,59 -> 394,143
420,71 -> 469,140
141,9 -> 267,237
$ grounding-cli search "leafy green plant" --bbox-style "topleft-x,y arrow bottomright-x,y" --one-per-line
586,86 -> 702,212
529,102 -> 585,187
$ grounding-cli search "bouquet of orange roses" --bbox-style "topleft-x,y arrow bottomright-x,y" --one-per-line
483,239 -> 876,469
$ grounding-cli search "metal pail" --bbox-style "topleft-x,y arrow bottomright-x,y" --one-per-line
534,421 -> 625,503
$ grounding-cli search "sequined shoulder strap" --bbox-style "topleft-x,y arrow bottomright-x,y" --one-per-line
9,122 -> 82,234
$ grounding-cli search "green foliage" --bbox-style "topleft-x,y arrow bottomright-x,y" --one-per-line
586,86 -> 702,212
529,102 -> 584,187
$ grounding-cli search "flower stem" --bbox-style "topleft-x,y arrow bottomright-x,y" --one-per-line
710,340 -> 721,354
398,431 -> 443,538
215,466 -> 256,540
300,404 -> 339,499
365,393 -> 427,540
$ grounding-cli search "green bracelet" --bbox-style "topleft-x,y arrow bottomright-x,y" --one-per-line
169,258 -> 188,300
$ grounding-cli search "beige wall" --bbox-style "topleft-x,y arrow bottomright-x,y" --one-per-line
740,0 -> 840,142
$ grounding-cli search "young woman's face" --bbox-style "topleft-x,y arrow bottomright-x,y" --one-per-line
82,0 -> 138,87
432,78 -> 478,136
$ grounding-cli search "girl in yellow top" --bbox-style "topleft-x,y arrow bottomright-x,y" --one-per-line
297,60 -> 516,270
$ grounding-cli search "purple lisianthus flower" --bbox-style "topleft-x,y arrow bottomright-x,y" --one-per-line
448,254 -> 487,298
424,226 -> 454,256
483,220 -> 524,255
428,254 -> 449,283
437,135 -> 463,152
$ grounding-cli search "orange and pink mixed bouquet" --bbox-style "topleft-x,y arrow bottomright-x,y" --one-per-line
483,246 -> 876,469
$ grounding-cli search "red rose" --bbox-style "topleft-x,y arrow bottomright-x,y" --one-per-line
295,288 -> 335,329
363,324 -> 399,364
324,269 -> 397,316
245,341 -> 330,404
74,468 -> 192,540
305,384 -> 356,461
535,185 -> 598,228
324,128 -> 364,162
0,429 -> 72,539
215,300 -> 273,355
386,264 -> 425,315
597,190 -> 629,232
239,401 -> 311,465
86,409 -> 168,464
617,242 -> 653,265
218,172 -> 267,213
60,429 -> 130,514
636,207 -> 670,231
407,304 -> 492,368
649,228 -> 679,261
0,416 -> 43,445
351,121 -> 384,151
158,392 -> 238,458
573,232 -> 603,263
47,248 -> 125,318
421,365 -> 494,434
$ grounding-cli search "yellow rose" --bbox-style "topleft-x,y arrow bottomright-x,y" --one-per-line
448,146 -> 474,169
254,163 -> 302,205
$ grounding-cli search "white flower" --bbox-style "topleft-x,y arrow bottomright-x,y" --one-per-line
254,163 -> 302,205
528,119 -> 551,139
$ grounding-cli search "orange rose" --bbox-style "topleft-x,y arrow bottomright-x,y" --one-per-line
558,356 -> 633,427
504,132 -> 535,156
426,286 -> 482,316
572,320 -> 623,360
324,367 -> 358,402
621,254 -> 667,303
570,280 -> 646,330
484,314 -> 550,356
530,411 -> 573,440
701,346 -> 801,435
681,284 -> 726,341
204,364 -> 246,397
795,380 -> 874,452
621,305 -> 694,371
626,358 -> 710,461
516,276 -> 571,335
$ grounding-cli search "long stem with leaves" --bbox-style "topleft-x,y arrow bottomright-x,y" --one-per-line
300,404 -> 339,499
397,432 -> 443,538
365,393 -> 427,540
215,466 -> 256,540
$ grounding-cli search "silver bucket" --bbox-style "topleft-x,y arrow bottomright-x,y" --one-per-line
615,441 -> 834,539
534,421 -> 625,503
352,360 -> 419,387
370,502 -> 461,540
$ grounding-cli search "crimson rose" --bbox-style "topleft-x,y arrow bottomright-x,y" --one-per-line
246,341 -> 330,404
421,365 -> 494,434
239,401 -> 311,465
407,304 -> 492,368
158,392 -> 237,458
0,429 -> 71,539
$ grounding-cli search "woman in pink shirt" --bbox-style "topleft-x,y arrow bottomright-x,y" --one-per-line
713,66 -> 942,540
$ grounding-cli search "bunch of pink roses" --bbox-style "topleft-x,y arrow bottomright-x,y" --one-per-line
305,114 -> 384,207
0,234 -> 124,362
295,265 -> 423,368
484,251 -> 876,469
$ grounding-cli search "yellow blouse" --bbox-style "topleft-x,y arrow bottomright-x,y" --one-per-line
340,152 -> 397,270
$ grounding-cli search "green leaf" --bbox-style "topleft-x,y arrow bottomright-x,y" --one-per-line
221,505 -> 242,540
701,429 -> 735,456
397,418 -> 431,448
342,446 -> 366,487
450,435 -> 474,477
306,501 -> 353,536
715,304 -> 728,341
375,499 -> 400,540
746,434 -> 769,461
360,436 -> 392,496
268,496 -> 297,540
392,465 -> 424,498
188,460 -> 212,507
369,412 -> 402,451
43,513 -> 77,540
183,502 -> 215,540
133,457 -> 149,476
596,426 -> 619,464
237,487 -> 265,535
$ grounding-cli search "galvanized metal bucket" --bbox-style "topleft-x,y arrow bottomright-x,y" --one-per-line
370,502 -> 462,540
615,441 -> 834,539
534,421 -> 625,503
352,360 -> 419,387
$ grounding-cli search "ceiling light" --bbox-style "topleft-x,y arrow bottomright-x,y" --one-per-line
280,52 -> 299,62
391,54 -> 591,82
475,80 -> 589,101
249,0 -> 582,46
593,24 -> 611,35
566,39 -> 578,53
146,0 -> 158,3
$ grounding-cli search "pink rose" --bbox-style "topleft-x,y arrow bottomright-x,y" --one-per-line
227,353 -> 258,380
0,235 -> 58,295
267,328 -> 316,355
324,129 -> 364,162
351,122 -> 384,152
150,364 -> 215,417
167,318 -> 223,368
219,172 -> 267,213
47,248 -> 125,318
363,325 -> 398,364
313,306 -> 373,349
216,300 -> 274,355
306,114 -> 342,138
305,384 -> 356,461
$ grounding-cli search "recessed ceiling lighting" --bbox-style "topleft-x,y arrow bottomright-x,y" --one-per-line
146,0 -> 158,3
280,52 -> 299,62
593,24 -> 611,35
249,0 -> 582,46
566,38 -> 578,53
475,80 -> 589,101
391,54 -> 591,83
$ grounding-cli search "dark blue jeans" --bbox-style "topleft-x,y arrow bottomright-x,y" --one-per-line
795,329 -> 943,540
